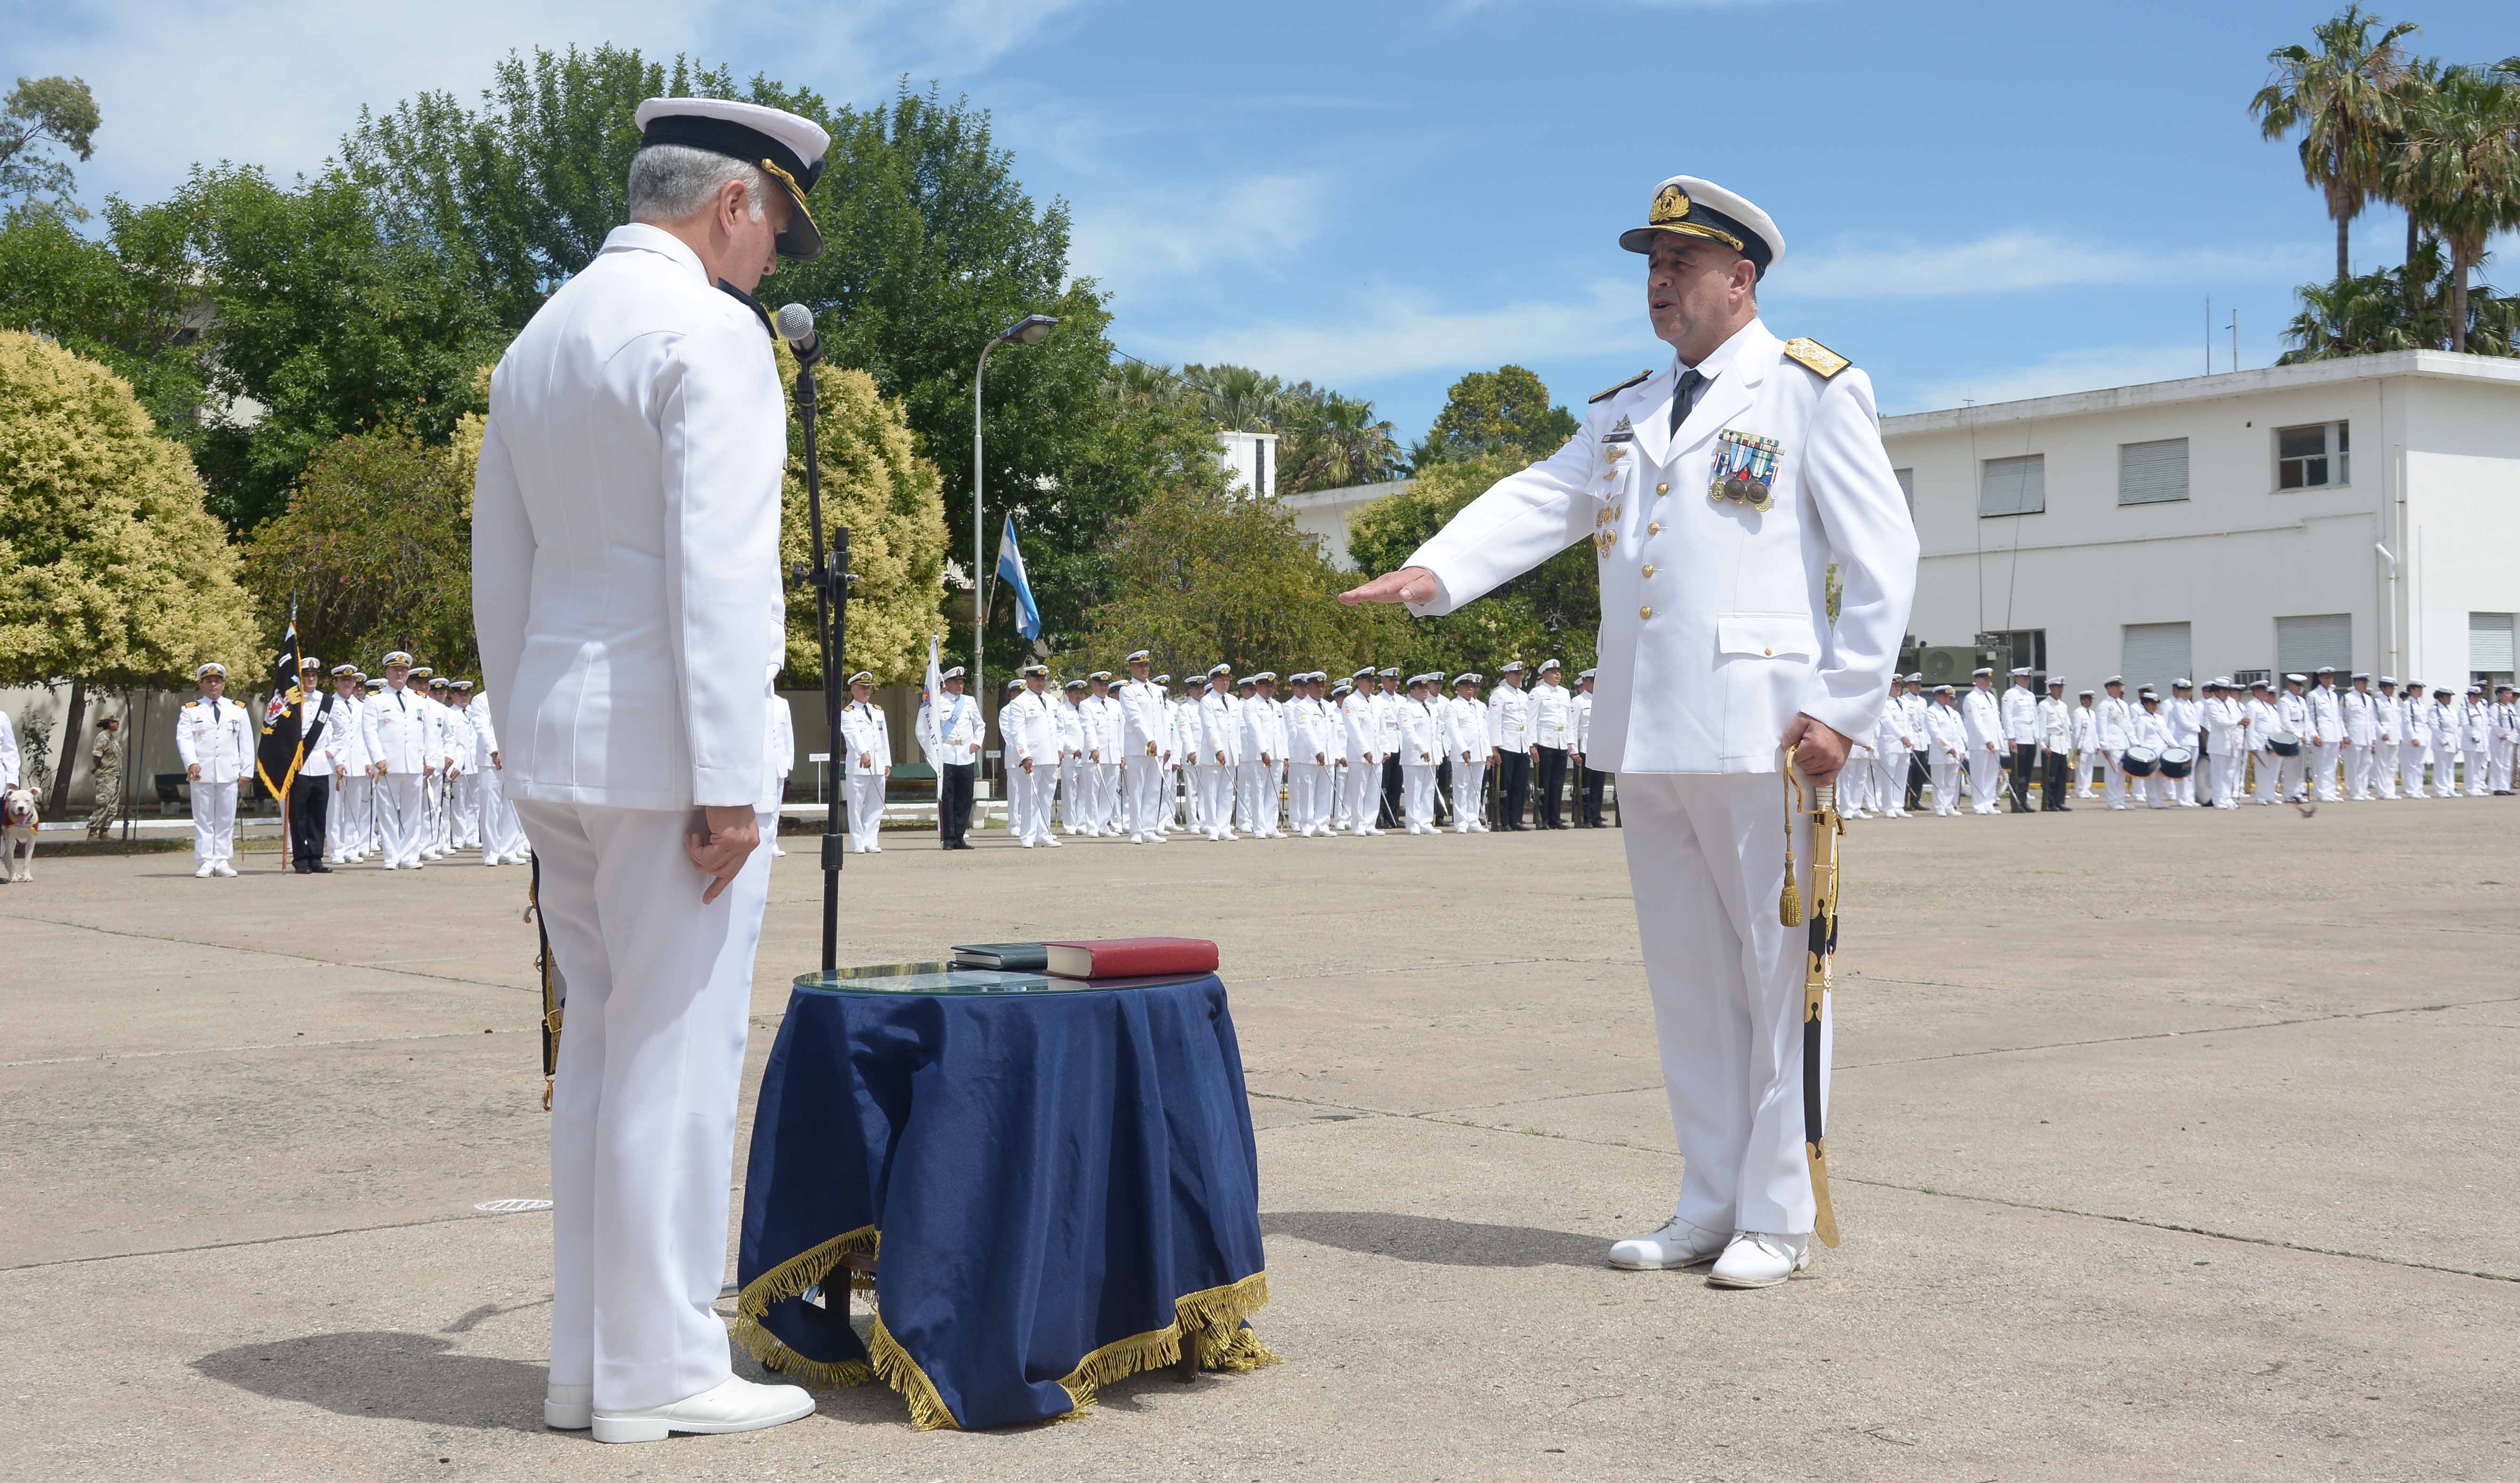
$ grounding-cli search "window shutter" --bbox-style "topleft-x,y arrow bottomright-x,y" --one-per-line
2472,612 -> 2516,672
2118,439 -> 2189,505
1980,454 -> 2045,517
2275,614 -> 2352,677
2121,622 -> 2192,697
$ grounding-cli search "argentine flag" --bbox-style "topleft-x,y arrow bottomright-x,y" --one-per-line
996,514 -> 1041,640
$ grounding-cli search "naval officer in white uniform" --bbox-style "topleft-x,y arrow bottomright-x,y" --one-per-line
471,96 -> 824,1443
1344,176 -> 1917,1288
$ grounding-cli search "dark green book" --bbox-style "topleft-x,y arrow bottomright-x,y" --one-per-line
951,941 -> 1049,970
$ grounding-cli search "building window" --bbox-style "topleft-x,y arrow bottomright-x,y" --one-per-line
1987,629 -> 2046,681
2276,421 -> 2349,490
2472,612 -> 2516,676
1254,437 -> 1271,499
2122,622 -> 2192,697
2275,613 -> 2352,678
2118,438 -> 2189,505
1979,453 -> 2044,517
1894,467 -> 1915,514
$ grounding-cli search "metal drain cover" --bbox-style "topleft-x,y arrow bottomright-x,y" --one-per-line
474,1198 -> 554,1214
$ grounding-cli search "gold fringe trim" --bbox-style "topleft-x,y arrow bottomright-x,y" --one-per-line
733,1227 -> 1276,1432
868,1311 -> 960,1430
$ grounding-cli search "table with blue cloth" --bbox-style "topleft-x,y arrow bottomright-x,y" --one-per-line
734,968 -> 1276,1430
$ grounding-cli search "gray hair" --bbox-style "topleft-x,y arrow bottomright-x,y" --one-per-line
627,144 -> 769,225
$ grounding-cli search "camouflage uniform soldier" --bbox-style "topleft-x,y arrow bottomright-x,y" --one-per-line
86,716 -> 125,839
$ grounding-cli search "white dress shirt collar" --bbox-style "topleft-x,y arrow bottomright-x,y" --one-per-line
1672,316 -> 1762,381
598,222 -> 709,284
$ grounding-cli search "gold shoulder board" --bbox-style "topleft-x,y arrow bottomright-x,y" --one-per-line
1589,369 -> 1653,404
1782,337 -> 1852,378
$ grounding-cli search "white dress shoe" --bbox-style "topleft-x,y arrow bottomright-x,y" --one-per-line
545,1382 -> 592,1430
591,1375 -> 815,1444
194,862 -> 216,879
1707,1231 -> 1811,1289
213,862 -> 237,877
1608,1217 -> 1728,1270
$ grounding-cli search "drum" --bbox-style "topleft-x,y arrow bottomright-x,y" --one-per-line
2264,729 -> 2302,758
2158,746 -> 2195,778
2121,746 -> 2159,777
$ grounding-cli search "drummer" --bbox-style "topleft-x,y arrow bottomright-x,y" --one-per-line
2130,689 -> 2174,810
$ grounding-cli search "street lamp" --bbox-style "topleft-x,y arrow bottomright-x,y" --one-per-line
972,313 -> 1060,709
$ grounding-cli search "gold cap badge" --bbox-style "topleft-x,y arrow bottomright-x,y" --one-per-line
1650,184 -> 1691,226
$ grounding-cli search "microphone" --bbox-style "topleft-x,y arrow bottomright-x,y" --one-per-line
775,303 -> 821,364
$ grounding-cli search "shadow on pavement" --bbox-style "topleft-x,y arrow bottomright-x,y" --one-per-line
191,1331 -> 545,1432
1262,1210 -> 1601,1268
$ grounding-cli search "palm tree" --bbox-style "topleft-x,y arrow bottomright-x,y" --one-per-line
2389,65 -> 2520,352
2374,53 -> 2445,314
2251,5 -> 2421,281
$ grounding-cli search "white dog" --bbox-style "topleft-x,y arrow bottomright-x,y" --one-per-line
1,786 -> 36,882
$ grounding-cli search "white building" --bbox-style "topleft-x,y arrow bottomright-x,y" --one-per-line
1214,429 -> 1281,499
1280,480 -> 1407,569
1879,350 -> 2520,696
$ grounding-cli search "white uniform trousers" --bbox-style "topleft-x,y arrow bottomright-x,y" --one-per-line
479,765 -> 526,861
1450,759 -> 1486,831
1235,762 -> 1271,837
1121,755 -> 1161,837
1836,759 -> 1868,816
2399,740 -> 2426,799
374,772 -> 427,866
2343,742 -> 2372,800
846,773 -> 885,850
2373,740 -> 2399,798
2492,740 -> 2515,794
1622,774 -> 1827,1237
1870,752 -> 1906,817
1286,762 -> 1323,833
518,800 -> 772,1414
2277,751 -> 2308,801
324,773 -> 357,860
1167,765 -> 1189,831
1967,746 -> 2003,814
1013,763 -> 1051,843
2464,746 -> 2489,796
2432,746 -> 2459,797
1198,764 -> 1236,839
2210,747 -> 2245,807
2101,753 -> 2131,809
452,771 -> 483,848
1401,763 -> 1436,832
1091,762 -> 1120,833
1345,759 -> 1380,834
2141,772 -> 2170,809
1930,758 -> 1962,815
189,778 -> 237,865
2173,757 -> 2198,807
2308,740 -> 2341,801
1056,757 -> 1085,832
2074,750 -> 2100,797
2246,749 -> 2277,804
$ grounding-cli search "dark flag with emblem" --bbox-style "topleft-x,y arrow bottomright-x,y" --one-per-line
255,621 -> 307,802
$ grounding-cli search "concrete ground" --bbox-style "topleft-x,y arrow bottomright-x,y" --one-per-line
1,796 -> 2514,1482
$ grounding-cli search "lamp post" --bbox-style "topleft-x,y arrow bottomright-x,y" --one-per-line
972,313 -> 1059,726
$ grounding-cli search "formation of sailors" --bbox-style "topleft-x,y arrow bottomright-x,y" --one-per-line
1850,665 -> 2519,818
173,652 -> 530,877
907,652 -> 1613,847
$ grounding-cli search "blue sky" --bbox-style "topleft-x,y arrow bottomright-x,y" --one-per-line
10,0 -> 2516,439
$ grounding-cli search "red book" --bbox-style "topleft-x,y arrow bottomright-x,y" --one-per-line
1043,937 -> 1219,980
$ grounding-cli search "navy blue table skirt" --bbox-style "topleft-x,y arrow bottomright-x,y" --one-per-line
734,973 -> 1274,1429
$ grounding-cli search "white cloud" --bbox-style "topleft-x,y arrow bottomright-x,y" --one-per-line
1068,174 -> 1330,290
1135,278 -> 1638,383
1899,345 -> 2216,413
1775,231 -> 2320,300
12,0 -> 1093,205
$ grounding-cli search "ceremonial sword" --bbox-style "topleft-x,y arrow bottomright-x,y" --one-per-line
1779,746 -> 1844,1249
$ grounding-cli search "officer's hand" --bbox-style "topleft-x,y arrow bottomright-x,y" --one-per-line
491,751 -> 501,769
1339,566 -> 1438,607
1782,713 -> 1853,784
187,763 -> 201,781
686,804 -> 761,905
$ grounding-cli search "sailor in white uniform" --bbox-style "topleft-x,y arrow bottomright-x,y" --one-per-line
2094,677 -> 2135,810
2036,675 -> 2071,811
2340,673 -> 2378,801
2203,679 -> 2246,809
2071,689 -> 2101,799
2163,679 -> 2205,807
2245,680 -> 2284,804
1445,673 -> 1490,832
323,665 -> 370,864
1961,668 -> 2004,814
1004,668 -> 1060,846
1117,652 -> 1169,843
2307,667 -> 2345,802
2372,677 -> 2403,799
838,672 -> 890,853
175,662 -> 253,877
1924,685 -> 1966,814
468,97 -> 825,1443
1397,673 -> 1442,833
1339,666 -> 1383,835
1344,175 -> 1916,1288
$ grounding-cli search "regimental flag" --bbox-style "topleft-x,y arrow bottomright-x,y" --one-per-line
995,515 -> 1041,641
255,621 -> 307,801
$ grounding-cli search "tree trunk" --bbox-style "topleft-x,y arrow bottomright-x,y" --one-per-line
2404,212 -> 2422,326
2449,255 -> 2469,355
47,678 -> 85,819
2336,216 -> 2351,282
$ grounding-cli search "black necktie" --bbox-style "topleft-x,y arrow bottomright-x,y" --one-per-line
1668,369 -> 1707,435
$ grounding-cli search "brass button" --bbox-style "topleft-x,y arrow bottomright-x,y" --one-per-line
1656,482 -> 1670,495
1648,521 -> 1662,535
1642,562 -> 1655,577
1763,647 -> 1774,656
1640,604 -> 1653,619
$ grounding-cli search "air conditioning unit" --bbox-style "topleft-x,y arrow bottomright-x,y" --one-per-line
1917,646 -> 1983,690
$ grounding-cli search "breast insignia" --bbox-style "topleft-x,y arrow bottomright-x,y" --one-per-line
1781,337 -> 1851,379
1589,369 -> 1653,404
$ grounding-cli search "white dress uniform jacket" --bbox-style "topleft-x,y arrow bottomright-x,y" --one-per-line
360,686 -> 435,774
1119,680 -> 1167,759
2001,685 -> 2038,745
840,701 -> 891,776
1530,680 -> 1574,748
1405,321 -> 1917,772
1486,683 -> 1532,754
926,690 -> 983,766
1199,688 -> 1241,766
471,223 -> 786,812
1445,695 -> 1490,760
177,693 -> 255,784
1961,687 -> 2003,752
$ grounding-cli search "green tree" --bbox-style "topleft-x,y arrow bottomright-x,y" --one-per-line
0,76 -> 101,219
0,329 -> 260,810
239,428 -> 479,677
2250,5 -> 2421,282
0,200 -> 209,435
1417,365 -> 1579,468
1075,482 -> 1401,681
2386,64 -> 2520,352
1345,452 -> 1598,680
2278,237 -> 2519,361
774,348 -> 950,685
163,164 -> 506,532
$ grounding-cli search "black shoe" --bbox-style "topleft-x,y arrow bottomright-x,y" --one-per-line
311,862 -> 333,873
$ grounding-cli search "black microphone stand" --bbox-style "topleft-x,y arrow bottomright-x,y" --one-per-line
791,348 -> 850,975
